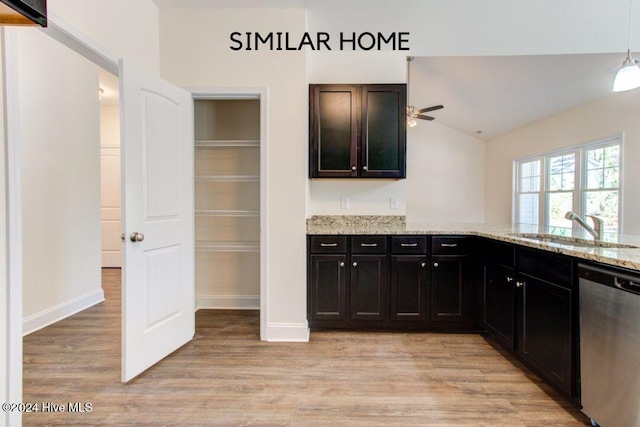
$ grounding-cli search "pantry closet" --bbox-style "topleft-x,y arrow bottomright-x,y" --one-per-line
194,99 -> 261,309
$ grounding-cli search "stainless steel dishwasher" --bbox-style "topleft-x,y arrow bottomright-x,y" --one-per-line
579,263 -> 640,427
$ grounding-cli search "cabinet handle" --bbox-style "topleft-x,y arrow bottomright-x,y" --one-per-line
360,243 -> 378,247
351,165 -> 357,171
401,243 -> 418,247
506,276 -> 514,282
516,281 -> 525,288
320,243 -> 338,247
433,262 -> 439,268
339,262 -> 345,268
352,262 -> 358,267
421,262 -> 426,268
363,166 -> 368,171
441,243 -> 458,248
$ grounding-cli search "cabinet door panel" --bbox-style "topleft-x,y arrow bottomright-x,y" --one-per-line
351,255 -> 389,320
361,85 -> 406,178
520,274 -> 572,395
310,85 -> 358,178
431,256 -> 466,321
484,263 -> 515,348
309,254 -> 346,320
391,256 -> 428,321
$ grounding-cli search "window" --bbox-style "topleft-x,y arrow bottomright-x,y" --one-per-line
514,137 -> 622,234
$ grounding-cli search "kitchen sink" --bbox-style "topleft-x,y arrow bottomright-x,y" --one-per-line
509,233 -> 639,249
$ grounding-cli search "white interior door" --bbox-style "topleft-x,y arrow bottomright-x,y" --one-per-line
119,59 -> 194,382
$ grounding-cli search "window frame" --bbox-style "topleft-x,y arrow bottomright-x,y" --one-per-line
513,134 -> 623,234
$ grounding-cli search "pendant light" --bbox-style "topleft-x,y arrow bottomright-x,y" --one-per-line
613,0 -> 640,92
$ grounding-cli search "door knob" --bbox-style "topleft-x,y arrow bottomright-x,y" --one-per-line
351,165 -> 357,171
130,232 -> 145,242
352,262 -> 358,267
433,262 -> 439,268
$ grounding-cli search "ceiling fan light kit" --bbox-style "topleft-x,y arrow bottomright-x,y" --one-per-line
613,0 -> 640,92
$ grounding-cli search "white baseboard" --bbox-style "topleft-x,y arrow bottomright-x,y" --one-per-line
265,322 -> 310,342
197,295 -> 260,310
23,289 -> 105,336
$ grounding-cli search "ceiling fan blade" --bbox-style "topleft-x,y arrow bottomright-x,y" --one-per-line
415,114 -> 435,121
417,105 -> 444,114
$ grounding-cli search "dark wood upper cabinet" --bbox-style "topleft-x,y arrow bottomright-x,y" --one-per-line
309,84 -> 406,179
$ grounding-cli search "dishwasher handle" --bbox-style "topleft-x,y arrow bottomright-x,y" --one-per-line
615,277 -> 640,295
579,263 -> 640,296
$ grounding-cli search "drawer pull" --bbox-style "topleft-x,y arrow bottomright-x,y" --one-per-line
441,243 -> 458,247
320,243 -> 338,247
401,243 -> 418,247
339,262 -> 345,268
360,243 -> 378,247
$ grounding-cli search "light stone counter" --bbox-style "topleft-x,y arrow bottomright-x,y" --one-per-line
306,215 -> 640,271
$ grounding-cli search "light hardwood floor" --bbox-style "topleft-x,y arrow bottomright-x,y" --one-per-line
22,269 -> 590,426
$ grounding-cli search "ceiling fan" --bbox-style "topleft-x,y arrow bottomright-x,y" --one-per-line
406,56 -> 444,127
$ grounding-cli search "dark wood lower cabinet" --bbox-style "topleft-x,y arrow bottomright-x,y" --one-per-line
431,255 -> 467,321
390,256 -> 428,321
308,235 -> 580,404
350,255 -> 388,320
308,254 -> 346,320
484,262 -> 515,348
519,273 -> 572,396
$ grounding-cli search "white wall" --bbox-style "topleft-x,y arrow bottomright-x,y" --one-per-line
49,0 -> 160,74
485,89 -> 640,234
406,121 -> 485,223
307,52 -> 486,222
159,8 -> 308,336
17,28 -> 103,333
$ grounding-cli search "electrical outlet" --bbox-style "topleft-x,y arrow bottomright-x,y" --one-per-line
341,197 -> 350,209
390,197 -> 399,210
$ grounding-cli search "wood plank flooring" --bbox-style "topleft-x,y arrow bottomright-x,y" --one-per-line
22,269 -> 591,426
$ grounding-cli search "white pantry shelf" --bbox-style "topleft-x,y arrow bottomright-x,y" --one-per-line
196,240 -> 260,253
195,175 -> 260,182
195,209 -> 260,217
195,139 -> 260,148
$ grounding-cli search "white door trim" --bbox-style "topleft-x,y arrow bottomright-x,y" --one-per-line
2,27 -> 24,427
190,87 -> 269,341
3,14 -> 120,427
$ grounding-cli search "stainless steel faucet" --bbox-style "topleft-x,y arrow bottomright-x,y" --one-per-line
565,211 -> 604,240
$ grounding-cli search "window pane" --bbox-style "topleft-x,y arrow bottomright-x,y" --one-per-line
587,147 -> 604,169
585,190 -> 619,233
519,193 -> 539,225
548,192 -> 573,229
604,145 -> 620,168
604,167 -> 619,188
520,160 -> 540,192
587,169 -> 603,189
549,153 -> 575,191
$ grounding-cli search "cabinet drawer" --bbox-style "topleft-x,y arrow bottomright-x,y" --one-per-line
309,236 -> 347,253
351,236 -> 387,254
432,236 -> 468,255
518,248 -> 572,288
391,236 -> 427,254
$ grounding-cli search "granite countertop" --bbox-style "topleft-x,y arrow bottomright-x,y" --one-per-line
306,215 -> 640,271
